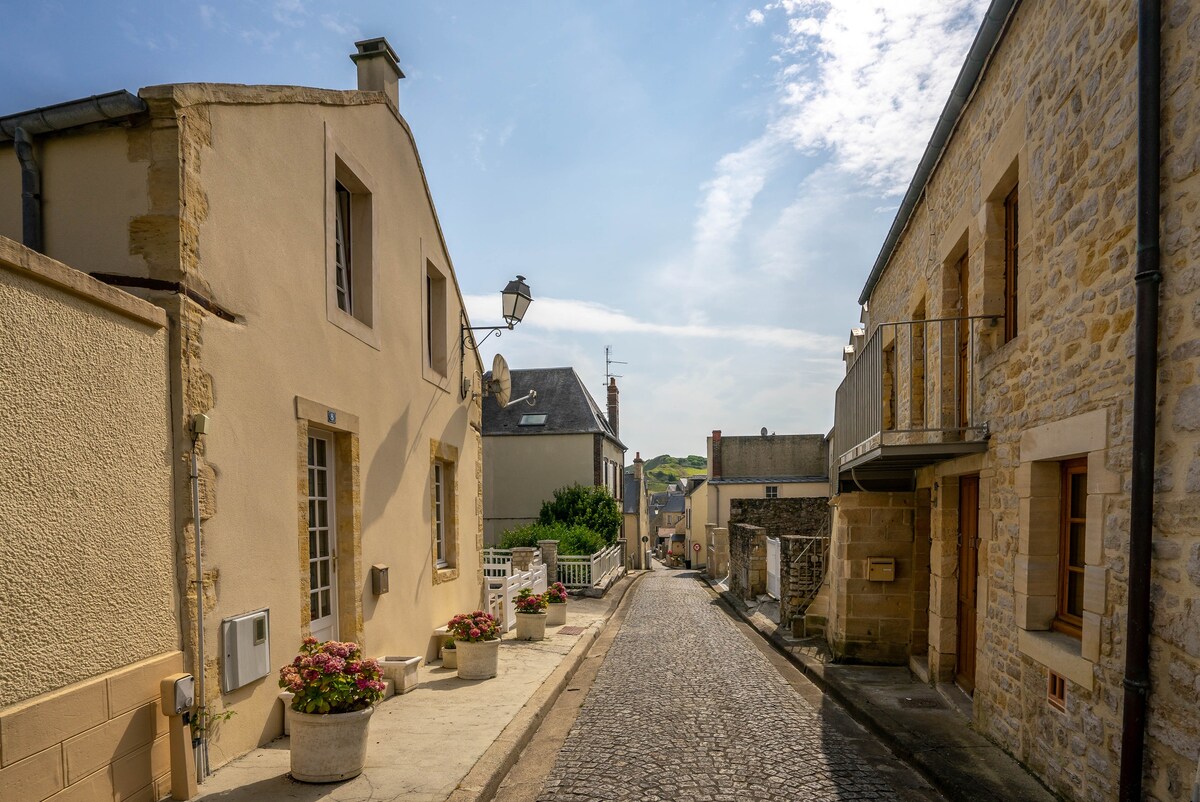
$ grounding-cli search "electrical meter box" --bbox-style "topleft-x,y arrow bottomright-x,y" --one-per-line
867,557 -> 897,582
221,608 -> 270,693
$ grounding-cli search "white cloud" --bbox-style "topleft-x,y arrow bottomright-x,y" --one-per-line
465,295 -> 842,353
272,0 -> 308,27
769,0 -> 989,193
746,9 -> 766,25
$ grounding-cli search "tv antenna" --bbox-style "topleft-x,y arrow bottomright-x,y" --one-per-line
604,345 -> 627,388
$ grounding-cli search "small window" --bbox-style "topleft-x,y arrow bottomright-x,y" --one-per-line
1053,458 -> 1087,637
519,414 -> 548,426
765,486 -> 779,499
1048,671 -> 1066,711
326,150 -> 375,342
434,462 -> 447,567
425,263 -> 448,376
1003,185 -> 1019,342
334,182 -> 354,314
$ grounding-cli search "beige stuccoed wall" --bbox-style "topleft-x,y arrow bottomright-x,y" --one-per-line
178,96 -> 485,763
0,236 -> 176,706
483,433 -> 595,543
0,239 -> 182,802
841,1 -> 1200,798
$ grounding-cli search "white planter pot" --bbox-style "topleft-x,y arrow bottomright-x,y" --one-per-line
546,603 -> 567,627
289,706 -> 374,783
515,612 -> 547,641
379,656 -> 421,695
455,638 -> 499,680
442,645 -> 457,669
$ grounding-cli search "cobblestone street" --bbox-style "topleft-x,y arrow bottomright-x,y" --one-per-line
536,570 -> 940,802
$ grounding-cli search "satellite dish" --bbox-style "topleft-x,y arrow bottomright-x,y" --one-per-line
490,353 -> 512,407
760,426 -> 768,437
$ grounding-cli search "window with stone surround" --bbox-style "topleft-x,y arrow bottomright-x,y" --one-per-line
325,134 -> 379,348
431,440 -> 459,583
1054,458 -> 1087,637
1014,409 -> 1110,691
1003,185 -> 1019,342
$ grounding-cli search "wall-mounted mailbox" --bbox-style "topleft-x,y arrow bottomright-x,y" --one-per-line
371,564 -> 389,595
867,557 -> 896,582
221,608 -> 270,693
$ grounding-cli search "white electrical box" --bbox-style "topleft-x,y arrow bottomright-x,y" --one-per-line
221,608 -> 270,693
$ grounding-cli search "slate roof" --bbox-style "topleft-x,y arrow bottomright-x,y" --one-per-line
482,367 -> 624,447
685,476 -> 707,496
623,474 -> 642,514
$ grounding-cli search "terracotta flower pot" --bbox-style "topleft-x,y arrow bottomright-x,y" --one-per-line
289,705 -> 373,783
515,611 -> 547,641
456,638 -> 499,679
546,602 -> 567,627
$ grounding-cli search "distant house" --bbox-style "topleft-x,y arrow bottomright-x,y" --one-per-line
482,369 -> 625,544
683,476 -> 708,569
623,454 -> 650,569
705,430 -> 831,529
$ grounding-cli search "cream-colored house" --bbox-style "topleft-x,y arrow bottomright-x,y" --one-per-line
623,455 -> 650,569
683,477 -> 708,569
482,368 -> 624,544
704,430 -> 829,530
825,1 -> 1199,798
0,38 -> 488,772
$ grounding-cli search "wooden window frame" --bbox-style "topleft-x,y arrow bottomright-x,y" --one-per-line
1052,457 -> 1087,637
1048,671 -> 1067,712
1003,185 -> 1019,342
334,182 -> 353,315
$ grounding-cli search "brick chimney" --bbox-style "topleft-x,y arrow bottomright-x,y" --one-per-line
351,37 -> 404,108
711,430 -> 722,478
607,378 -> 619,437
633,451 -> 644,481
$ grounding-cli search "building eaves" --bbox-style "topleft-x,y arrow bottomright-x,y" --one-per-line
707,476 -> 827,485
858,0 -> 1020,306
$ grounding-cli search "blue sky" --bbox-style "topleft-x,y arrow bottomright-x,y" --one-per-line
0,0 -> 988,459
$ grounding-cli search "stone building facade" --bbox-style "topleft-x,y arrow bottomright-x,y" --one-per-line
826,1 -> 1200,799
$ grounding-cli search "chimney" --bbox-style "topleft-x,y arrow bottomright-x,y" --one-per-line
711,430 -> 722,478
351,37 -> 404,108
607,378 -> 620,437
633,452 -> 644,481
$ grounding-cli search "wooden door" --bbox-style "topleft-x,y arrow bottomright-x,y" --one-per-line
955,475 -> 979,695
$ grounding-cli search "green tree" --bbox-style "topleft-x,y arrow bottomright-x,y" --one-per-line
538,484 -> 622,544
497,522 -> 606,556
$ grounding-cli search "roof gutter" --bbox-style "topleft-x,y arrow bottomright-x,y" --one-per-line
857,0 -> 1020,306
0,90 -> 147,143
2,90 -> 147,254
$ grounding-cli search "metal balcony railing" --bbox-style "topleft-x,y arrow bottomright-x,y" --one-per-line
833,315 -> 1000,471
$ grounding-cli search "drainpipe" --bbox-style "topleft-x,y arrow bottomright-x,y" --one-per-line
12,127 -> 42,252
1119,0 -> 1161,798
190,415 -> 210,783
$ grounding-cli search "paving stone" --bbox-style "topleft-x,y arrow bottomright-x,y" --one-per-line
537,570 -> 921,801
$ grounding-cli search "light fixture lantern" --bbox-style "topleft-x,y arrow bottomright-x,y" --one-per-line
501,275 -> 532,327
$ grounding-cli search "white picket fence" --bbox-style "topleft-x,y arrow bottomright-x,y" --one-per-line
481,549 -> 547,632
558,544 -> 623,590
766,536 -> 781,600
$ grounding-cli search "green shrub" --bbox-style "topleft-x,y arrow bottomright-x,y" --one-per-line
537,484 -> 621,544
497,522 -> 607,556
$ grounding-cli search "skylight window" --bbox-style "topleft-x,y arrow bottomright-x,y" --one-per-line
519,414 -> 548,426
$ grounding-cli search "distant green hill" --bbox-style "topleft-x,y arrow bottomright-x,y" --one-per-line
626,454 -> 707,493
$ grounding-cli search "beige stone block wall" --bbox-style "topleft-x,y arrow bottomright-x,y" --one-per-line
856,0 -> 1200,797
0,651 -> 183,802
827,492 -> 917,663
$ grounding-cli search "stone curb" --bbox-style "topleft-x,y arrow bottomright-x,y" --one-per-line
446,570 -> 647,802
707,579 -> 1058,802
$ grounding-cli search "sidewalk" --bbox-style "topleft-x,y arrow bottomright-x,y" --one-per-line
194,572 -> 642,802
709,577 -> 1058,802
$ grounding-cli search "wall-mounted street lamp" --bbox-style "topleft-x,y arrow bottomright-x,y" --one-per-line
461,275 -> 533,399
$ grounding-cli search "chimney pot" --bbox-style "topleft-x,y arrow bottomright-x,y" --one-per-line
351,37 -> 404,108
606,378 -> 620,437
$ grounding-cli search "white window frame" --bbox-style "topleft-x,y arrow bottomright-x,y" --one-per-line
434,461 -> 447,568
308,433 -> 338,641
765,485 -> 779,499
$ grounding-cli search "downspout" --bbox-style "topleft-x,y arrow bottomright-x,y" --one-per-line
1119,0 -> 1161,798
13,127 -> 42,252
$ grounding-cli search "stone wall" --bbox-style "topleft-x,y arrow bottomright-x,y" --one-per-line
728,523 -> 767,601
728,497 -> 830,539
843,0 -> 1200,797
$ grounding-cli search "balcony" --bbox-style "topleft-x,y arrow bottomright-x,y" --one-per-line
832,316 -> 999,491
